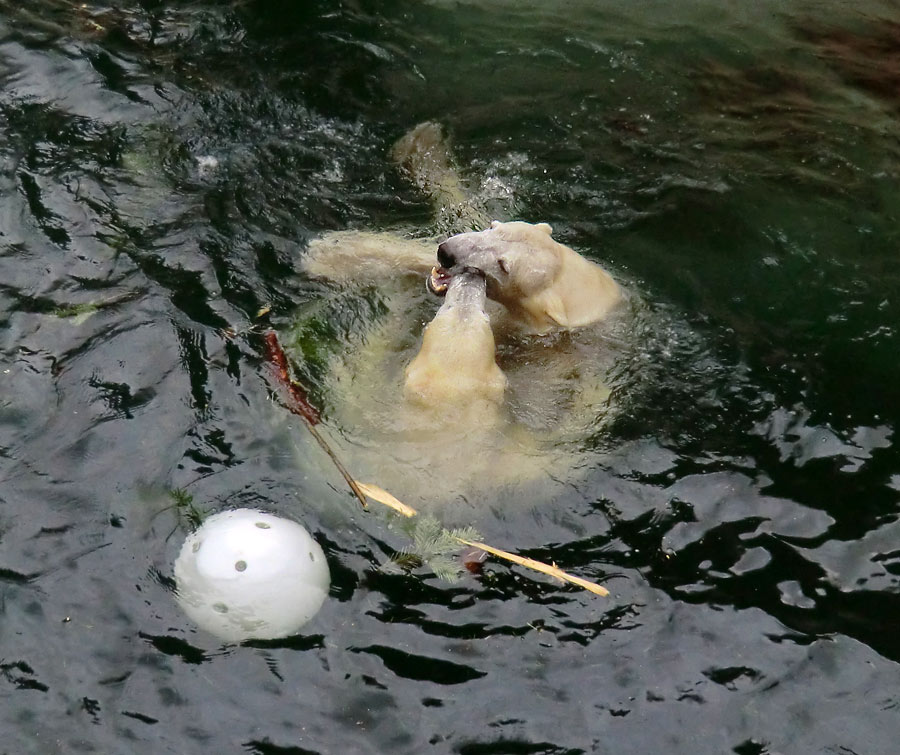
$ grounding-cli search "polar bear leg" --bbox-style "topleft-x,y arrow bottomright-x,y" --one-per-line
302,230 -> 437,283
392,121 -> 491,233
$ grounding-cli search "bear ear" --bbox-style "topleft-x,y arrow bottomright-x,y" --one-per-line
536,222 -> 553,236
491,220 -> 502,229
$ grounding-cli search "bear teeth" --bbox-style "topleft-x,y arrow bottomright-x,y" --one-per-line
428,266 -> 450,296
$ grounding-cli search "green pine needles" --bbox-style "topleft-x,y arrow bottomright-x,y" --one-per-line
386,515 -> 481,582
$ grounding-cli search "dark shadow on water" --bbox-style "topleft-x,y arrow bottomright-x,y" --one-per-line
349,644 -> 487,685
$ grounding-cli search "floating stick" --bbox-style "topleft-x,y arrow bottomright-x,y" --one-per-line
354,482 -> 418,518
454,539 -> 609,597
263,331 -> 368,510
263,331 -> 321,425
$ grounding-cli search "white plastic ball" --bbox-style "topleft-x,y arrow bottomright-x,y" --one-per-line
174,509 -> 330,642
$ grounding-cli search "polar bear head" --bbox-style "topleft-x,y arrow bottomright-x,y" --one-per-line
432,220 -> 620,333
435,221 -> 559,301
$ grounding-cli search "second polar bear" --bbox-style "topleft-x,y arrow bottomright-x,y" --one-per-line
404,270 -> 507,423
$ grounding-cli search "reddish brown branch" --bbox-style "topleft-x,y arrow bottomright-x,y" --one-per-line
263,331 -> 321,425
262,330 -> 367,510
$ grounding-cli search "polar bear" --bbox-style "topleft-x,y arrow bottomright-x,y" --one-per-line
289,122 -> 630,505
404,270 -> 507,422
430,220 -> 622,334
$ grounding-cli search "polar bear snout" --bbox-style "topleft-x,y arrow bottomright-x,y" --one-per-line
436,242 -> 457,270
437,234 -> 494,280
437,232 -> 485,270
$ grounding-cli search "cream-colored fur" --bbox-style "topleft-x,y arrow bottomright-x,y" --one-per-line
392,121 -> 492,234
404,273 -> 507,425
436,220 -> 621,334
291,122 -> 628,506
303,121 -> 488,286
303,231 -> 435,283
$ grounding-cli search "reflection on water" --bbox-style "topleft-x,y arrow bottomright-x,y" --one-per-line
0,1 -> 898,752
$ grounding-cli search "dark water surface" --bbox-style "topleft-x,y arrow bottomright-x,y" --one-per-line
2,1 -> 899,752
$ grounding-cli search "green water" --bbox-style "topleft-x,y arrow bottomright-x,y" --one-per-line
0,1 -> 898,752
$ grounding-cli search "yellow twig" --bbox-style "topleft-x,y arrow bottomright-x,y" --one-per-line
356,480 -> 608,597
455,538 -> 609,597
355,482 -> 418,517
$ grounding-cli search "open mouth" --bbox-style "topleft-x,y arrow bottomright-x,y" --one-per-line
427,266 -> 453,296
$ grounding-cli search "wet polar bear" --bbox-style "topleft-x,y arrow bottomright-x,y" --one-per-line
404,270 -> 507,421
431,220 -> 621,334
291,123 -> 629,509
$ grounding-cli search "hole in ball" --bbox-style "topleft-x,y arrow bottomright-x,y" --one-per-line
235,560 -> 247,572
